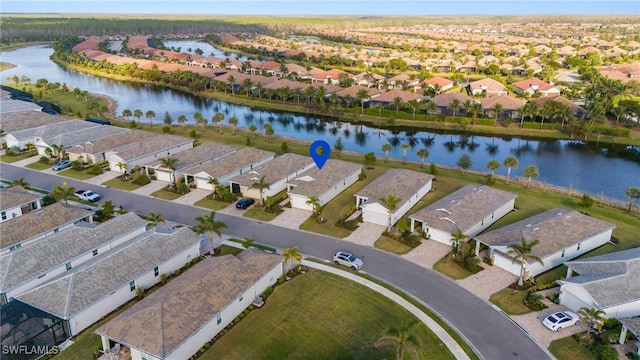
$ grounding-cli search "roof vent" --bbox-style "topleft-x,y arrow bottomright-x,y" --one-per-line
472,187 -> 477,191
556,212 -> 563,216
84,266 -> 96,273
450,199 -> 456,203
457,201 -> 462,205
436,208 -> 451,215
533,227 -> 540,231
439,217 -> 456,225
525,224 -> 531,227
565,215 -> 571,219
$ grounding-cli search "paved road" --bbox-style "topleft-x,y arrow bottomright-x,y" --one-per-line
1,164 -> 551,360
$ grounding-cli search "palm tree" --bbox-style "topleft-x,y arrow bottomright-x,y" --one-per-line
249,125 -> 258,139
146,211 -> 166,229
252,175 -> 270,205
503,156 -> 519,180
145,110 -> 156,125
50,144 -> 64,161
519,101 -> 538,127
486,159 -> 500,175
578,307 -> 606,334
52,181 -> 75,204
540,102 -> 555,129
306,196 -> 322,217
379,194 -> 402,230
382,143 -> 393,163
10,177 -> 30,189
242,78 -> 253,96
227,75 -> 236,96
121,109 -> 132,119
491,103 -> 504,121
116,161 -> 127,180
625,186 -> 640,213
207,177 -> 220,199
264,123 -> 274,143
356,88 -> 369,114
283,246 -> 303,266
193,211 -> 227,255
468,102 -> 483,127
399,143 -> 410,163
212,112 -> 225,133
447,98 -> 461,118
554,104 -> 574,129
392,97 -> 404,116
407,99 -> 420,120
507,238 -> 544,287
133,109 -> 143,122
177,115 -> 187,126
416,148 -> 429,167
228,116 -> 238,135
374,321 -> 420,360
423,100 -> 436,119
450,229 -> 469,260
522,165 -> 539,188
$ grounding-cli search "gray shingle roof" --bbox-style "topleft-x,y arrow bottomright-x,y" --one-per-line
186,148 -> 274,179
0,99 -> 42,114
108,134 -> 193,162
145,142 -> 236,172
0,212 -> 146,291
475,207 -> 616,258
409,184 -> 516,233
8,120 -> 99,141
95,250 -> 282,359
65,130 -> 159,155
15,227 -> 200,319
286,159 -> 362,197
560,248 -> 640,308
356,168 -> 433,210
228,153 -> 315,187
43,124 -> 129,149
0,185 -> 39,212
0,203 -> 92,250
0,111 -> 67,133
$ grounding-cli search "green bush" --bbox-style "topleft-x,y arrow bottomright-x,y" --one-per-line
71,160 -> 84,171
592,345 -> 618,360
42,194 -> 57,206
463,256 -> 482,272
87,164 -> 104,175
429,162 -> 438,175
524,292 -> 547,311
173,269 -> 182,277
133,173 -> 151,185
476,118 -> 496,126
603,318 -> 620,330
277,275 -> 286,284
579,194 -> 594,208
39,156 -> 51,163
184,261 -> 192,269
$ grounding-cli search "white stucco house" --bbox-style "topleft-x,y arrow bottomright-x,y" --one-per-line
286,159 -> 362,211
105,134 -> 193,174
228,153 -> 315,201
186,148 -> 275,191
142,142 -> 236,184
409,184 -> 516,245
0,185 -> 41,223
475,207 -> 616,279
0,202 -> 92,256
355,169 -> 434,227
0,213 -> 147,305
95,250 -> 283,360
14,226 -> 201,337
558,247 -> 640,320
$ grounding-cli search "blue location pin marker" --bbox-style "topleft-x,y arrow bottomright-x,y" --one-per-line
309,140 -> 331,169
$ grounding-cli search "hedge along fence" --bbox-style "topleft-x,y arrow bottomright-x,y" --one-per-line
521,122 -> 563,131
587,126 -> 631,137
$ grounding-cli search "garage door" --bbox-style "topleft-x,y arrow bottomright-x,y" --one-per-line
560,288 -> 591,312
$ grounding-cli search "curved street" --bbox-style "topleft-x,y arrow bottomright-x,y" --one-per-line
1,164 -> 551,360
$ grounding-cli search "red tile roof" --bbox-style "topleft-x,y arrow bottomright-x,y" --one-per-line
424,76 -> 454,88
512,77 -> 555,91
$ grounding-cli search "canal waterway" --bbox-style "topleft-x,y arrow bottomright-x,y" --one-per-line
1,44 -> 638,201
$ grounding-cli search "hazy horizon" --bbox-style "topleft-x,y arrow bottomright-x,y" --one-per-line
2,1 -> 639,16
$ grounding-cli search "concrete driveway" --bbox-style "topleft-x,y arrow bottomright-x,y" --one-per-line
131,179 -> 169,196
343,222 -> 386,246
270,207 -> 312,229
173,188 -> 209,206
84,170 -> 121,186
457,263 -> 517,301
402,240 -> 452,268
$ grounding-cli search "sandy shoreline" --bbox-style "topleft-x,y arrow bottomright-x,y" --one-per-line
92,93 -> 118,118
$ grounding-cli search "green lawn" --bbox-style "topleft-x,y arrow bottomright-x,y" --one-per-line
374,235 -> 415,255
58,168 -> 96,180
549,336 -> 597,360
202,270 -> 455,360
432,253 -> 475,280
101,177 -> 143,191
193,196 -> 232,211
150,188 -> 183,200
488,288 -> 531,315
243,207 -> 281,221
25,161 -> 52,170
299,166 -> 386,238
0,152 -> 37,163
215,244 -> 243,256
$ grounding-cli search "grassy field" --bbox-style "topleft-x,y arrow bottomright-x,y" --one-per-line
432,253 -> 476,280
488,288 -> 531,315
549,337 -> 597,360
193,196 -> 232,211
58,168 -> 97,180
374,235 -> 415,255
203,270 -> 455,360
25,161 -> 52,170
101,177 -> 143,191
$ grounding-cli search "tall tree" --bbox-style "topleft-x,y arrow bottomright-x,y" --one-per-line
416,148 -> 430,168
503,156 -> 519,180
486,159 -> 500,175
207,177 -> 220,199
522,165 -> 539,189
468,102 -> 483,127
177,115 -> 187,126
491,103 -> 504,121
356,88 -> 369,114
379,194 -> 402,230
625,186 -> 640,213
52,181 -> 75,204
252,175 -> 270,205
577,307 -> 606,334
450,229 -> 470,261
507,238 -> 543,287
228,116 -> 238,135
146,211 -> 166,229
212,112 -> 225,133
306,196 -> 322,217
374,321 -> 420,360
145,110 -> 156,125
193,211 -> 227,255
456,153 -> 473,173
448,98 -> 461,118
160,157 -> 179,184
122,109 -> 132,119
400,143 -> 410,163
392,97 -> 404,116
382,143 -> 393,163
520,101 -> 539,127
249,124 -> 258,139
133,109 -> 143,122
364,152 -> 377,169
283,246 -> 303,271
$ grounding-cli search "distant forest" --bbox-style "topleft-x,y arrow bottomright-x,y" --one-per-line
1,14 -> 639,44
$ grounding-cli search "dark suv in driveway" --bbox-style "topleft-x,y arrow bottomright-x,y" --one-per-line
236,198 -> 255,209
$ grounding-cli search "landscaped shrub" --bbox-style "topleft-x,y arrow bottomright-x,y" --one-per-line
173,269 -> 182,277
71,160 -> 83,171
87,164 -> 104,175
603,318 -> 620,330
592,345 -> 618,360
463,256 -> 482,273
184,261 -> 192,269
277,275 -> 286,284
524,292 -> 547,311
39,156 -> 51,163
42,194 -> 57,206
133,173 -> 151,185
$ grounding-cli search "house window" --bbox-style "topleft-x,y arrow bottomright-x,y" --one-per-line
9,244 -> 21,252
561,249 -> 565,258
65,262 -> 72,271
30,202 -> 38,210
491,211 -> 495,219
239,295 -> 243,303
130,280 -> 136,291
1,212 -> 5,221
481,219 -> 484,226
577,243 -> 581,251
141,353 -> 151,360
216,313 -> 222,325
54,228 -> 59,233
154,266 -> 159,277
92,249 -> 98,256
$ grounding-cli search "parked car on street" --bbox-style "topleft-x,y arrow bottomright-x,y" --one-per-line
542,311 -> 580,331
236,198 -> 255,209
333,251 -> 364,270
52,160 -> 72,171
74,190 -> 101,202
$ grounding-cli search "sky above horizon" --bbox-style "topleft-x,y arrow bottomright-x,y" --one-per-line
2,1 -> 639,16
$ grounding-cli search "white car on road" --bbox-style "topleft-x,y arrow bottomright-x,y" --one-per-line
333,251 -> 364,270
542,311 -> 581,331
74,190 -> 101,202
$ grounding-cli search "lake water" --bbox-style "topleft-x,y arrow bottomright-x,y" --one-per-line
1,44 -> 638,201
